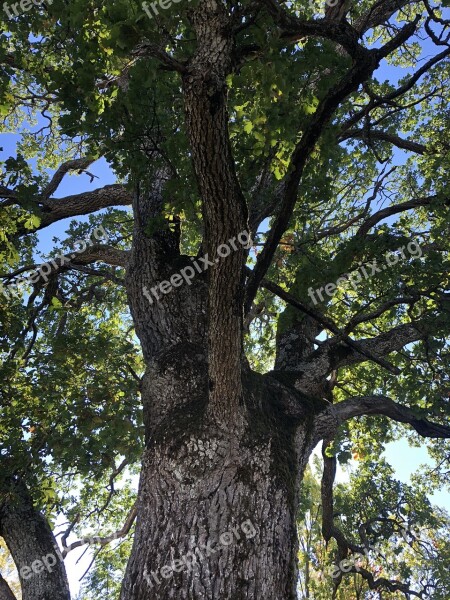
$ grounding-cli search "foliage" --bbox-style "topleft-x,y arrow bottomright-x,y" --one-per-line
297,458 -> 450,599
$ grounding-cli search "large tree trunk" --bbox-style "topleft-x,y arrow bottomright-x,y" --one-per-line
0,478 -> 71,600
120,4 -> 328,597
120,169 -> 327,598
120,355 -> 320,600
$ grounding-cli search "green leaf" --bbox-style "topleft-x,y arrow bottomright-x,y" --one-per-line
23,214 -> 41,230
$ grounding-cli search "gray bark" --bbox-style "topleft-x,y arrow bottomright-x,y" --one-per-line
119,167 -> 329,598
120,362 -> 321,600
0,478 -> 70,600
119,3 -> 329,596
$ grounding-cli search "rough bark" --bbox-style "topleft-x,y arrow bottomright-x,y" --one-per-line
38,184 -> 133,227
182,1 -> 248,423
9,185 -> 133,236
3,3 -> 450,600
120,357 -> 322,600
0,479 -> 70,600
120,4 -> 345,597
119,167 -> 327,599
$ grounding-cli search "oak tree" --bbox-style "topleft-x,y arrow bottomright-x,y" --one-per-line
1,0 -> 450,598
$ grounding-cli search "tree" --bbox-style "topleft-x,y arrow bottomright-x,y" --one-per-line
297,458 -> 450,599
1,0 -> 450,598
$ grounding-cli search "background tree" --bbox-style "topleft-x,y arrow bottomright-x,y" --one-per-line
297,457 -> 450,598
1,0 -> 450,599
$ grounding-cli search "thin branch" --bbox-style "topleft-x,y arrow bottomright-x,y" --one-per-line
68,264 -> 125,285
62,503 -> 137,557
258,275 -> 400,374
79,546 -> 102,582
97,459 -> 129,516
41,158 -> 96,200
61,515 -> 80,551
2,246 -> 129,295
356,195 -> 445,237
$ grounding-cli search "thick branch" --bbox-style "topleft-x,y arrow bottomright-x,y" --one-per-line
263,0 -> 364,57
374,16 -> 421,59
331,395 -> 450,438
245,52 -> 379,312
354,0 -> 415,33
266,289 -> 445,396
259,276 -> 400,374
245,17 -> 419,313
0,186 -> 16,201
356,195 -> 442,237
300,312 -> 447,392
320,435 -> 425,599
132,41 -> 187,74
321,442 -> 361,554
70,245 -> 129,268
36,185 -> 133,232
350,564 -> 423,598
336,321 -> 429,369
10,186 -> 132,237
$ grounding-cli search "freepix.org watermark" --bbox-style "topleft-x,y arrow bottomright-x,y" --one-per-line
18,530 -> 125,580
142,0 -> 190,20
307,240 -> 423,305
20,550 -> 61,580
144,518 -> 257,589
326,525 -> 416,579
18,541 -> 64,581
0,225 -> 109,301
2,0 -> 51,19
142,230 -> 252,305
